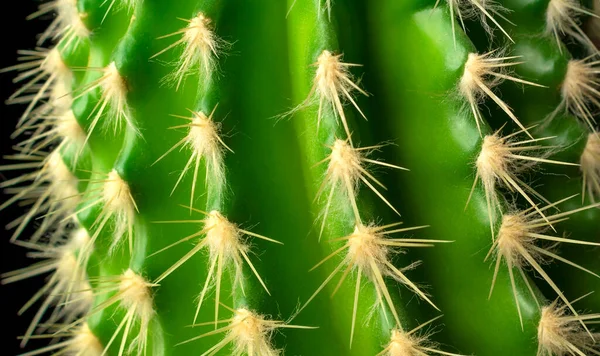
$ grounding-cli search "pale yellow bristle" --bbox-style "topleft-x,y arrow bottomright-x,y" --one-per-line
102,0 -> 138,23
0,151 -> 80,242
152,208 -> 281,326
72,62 -> 137,154
313,50 -> 368,142
179,306 -> 314,356
320,0 -> 333,19
299,222 -> 448,346
228,309 -> 279,355
469,130 -> 579,238
487,197 -> 600,330
2,48 -> 73,130
85,269 -> 155,356
329,139 -> 362,180
100,62 -> 130,131
153,107 -> 231,210
109,269 -> 155,356
14,109 -> 84,163
1,228 -> 92,347
316,139 -> 406,239
19,322 -> 103,356
101,170 -> 137,252
546,0 -> 600,53
384,329 -> 425,356
581,132 -> 600,202
460,52 -> 544,137
42,48 -> 70,78
56,110 -> 86,148
47,152 -> 79,204
282,50 -> 368,144
379,319 -> 464,356
119,269 -> 155,318
29,0 -> 90,46
554,59 -> 600,131
537,299 -> 600,356
203,210 -> 244,257
151,13 -> 227,90
42,48 -> 73,109
71,323 -> 104,356
68,169 -> 137,259
436,0 -> 513,44
103,170 -> 134,213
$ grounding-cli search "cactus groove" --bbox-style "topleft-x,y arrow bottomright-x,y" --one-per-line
1,0 -> 599,355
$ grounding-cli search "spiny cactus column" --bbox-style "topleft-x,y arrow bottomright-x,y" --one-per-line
1,0 -> 599,356
488,0 -> 600,315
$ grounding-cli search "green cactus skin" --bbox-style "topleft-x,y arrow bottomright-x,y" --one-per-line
1,0 -> 599,355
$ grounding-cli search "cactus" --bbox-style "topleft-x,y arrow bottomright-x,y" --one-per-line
1,0 -> 599,355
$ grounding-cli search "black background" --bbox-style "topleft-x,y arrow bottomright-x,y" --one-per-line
0,2 -> 49,355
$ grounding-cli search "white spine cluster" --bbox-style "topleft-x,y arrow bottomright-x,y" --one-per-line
151,12 -> 228,90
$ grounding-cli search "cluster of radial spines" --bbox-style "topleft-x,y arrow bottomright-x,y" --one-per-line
455,0 -> 600,240
151,12 -> 228,90
1,227 -> 93,347
314,138 -> 407,239
581,132 -> 600,202
303,49 -> 405,227
65,169 -> 138,260
541,1 -> 600,204
0,47 -> 74,134
146,7 -> 302,353
456,0 -> 600,243
21,322 -> 103,356
378,315 -> 464,356
90,269 -> 156,356
435,0 -> 515,45
467,55 -> 600,351
0,46 -> 85,243
0,2 -> 88,250
148,10 -> 233,229
551,56 -> 600,133
0,150 -> 81,243
459,51 -> 545,138
486,196 -> 600,328
537,296 -> 600,356
152,106 -> 232,211
29,0 -> 90,47
71,61 -> 138,152
545,0 -> 600,54
179,305 -> 316,356
297,222 -> 453,348
469,128 -> 579,238
2,0 -> 596,354
151,207 -> 282,330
